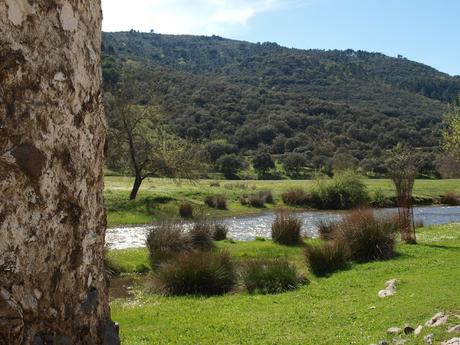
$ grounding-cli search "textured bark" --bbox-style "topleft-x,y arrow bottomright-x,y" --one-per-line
0,1 -> 119,344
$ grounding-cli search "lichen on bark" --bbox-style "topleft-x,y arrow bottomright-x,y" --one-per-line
0,1 -> 119,344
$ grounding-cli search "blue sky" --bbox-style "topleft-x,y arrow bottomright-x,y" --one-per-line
102,0 -> 460,76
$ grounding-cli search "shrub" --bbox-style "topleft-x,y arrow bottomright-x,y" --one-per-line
259,190 -> 274,204
155,251 -> 236,296
371,188 -> 394,208
224,182 -> 248,190
241,191 -> 273,208
310,171 -> 369,209
179,202 -> 194,218
189,219 -> 214,250
213,224 -> 228,241
317,220 -> 337,241
248,194 -> 265,208
304,241 -> 349,277
271,211 -> 302,245
241,259 -> 301,294
239,195 -> 249,206
281,189 -> 310,206
440,192 -> 460,205
215,195 -> 228,209
146,221 -> 191,267
204,195 -> 227,210
134,264 -> 150,274
336,210 -> 398,263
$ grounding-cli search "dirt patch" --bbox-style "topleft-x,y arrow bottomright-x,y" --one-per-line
109,276 -> 135,300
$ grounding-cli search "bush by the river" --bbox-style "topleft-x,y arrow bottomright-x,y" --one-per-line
241,259 -> 302,294
146,221 -> 191,267
155,250 -> 236,296
271,210 -> 302,245
336,209 -> 398,263
281,189 -> 310,206
189,219 -> 215,250
179,202 -> 194,218
213,224 -> 228,241
204,195 -> 228,210
310,171 -> 370,210
304,241 -> 349,277
440,192 -> 460,205
317,220 -> 338,241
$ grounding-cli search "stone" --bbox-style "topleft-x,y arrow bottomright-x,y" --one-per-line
448,325 -> 460,333
441,338 -> 460,345
424,333 -> 433,344
387,327 -> 402,335
425,312 -> 448,327
0,1 -> 119,344
378,279 -> 398,298
393,339 -> 406,345
414,325 -> 423,335
403,325 -> 415,334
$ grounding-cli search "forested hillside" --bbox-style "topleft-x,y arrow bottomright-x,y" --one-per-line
101,31 -> 460,177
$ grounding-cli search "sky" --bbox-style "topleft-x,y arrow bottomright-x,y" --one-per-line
102,0 -> 460,76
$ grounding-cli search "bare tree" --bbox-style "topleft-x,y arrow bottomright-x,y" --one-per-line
1,1 -> 118,344
106,68 -> 205,200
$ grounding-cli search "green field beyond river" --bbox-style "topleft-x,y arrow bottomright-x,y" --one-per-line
104,177 -> 460,226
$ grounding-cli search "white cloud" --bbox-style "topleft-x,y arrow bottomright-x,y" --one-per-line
102,0 -> 288,35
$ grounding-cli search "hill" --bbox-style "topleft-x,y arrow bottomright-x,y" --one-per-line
101,31 -> 460,176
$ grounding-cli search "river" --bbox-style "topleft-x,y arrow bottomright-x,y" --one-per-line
106,206 -> 460,249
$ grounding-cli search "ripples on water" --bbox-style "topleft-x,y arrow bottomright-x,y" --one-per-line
106,206 -> 460,249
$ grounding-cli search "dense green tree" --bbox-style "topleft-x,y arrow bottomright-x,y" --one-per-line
216,154 -> 246,179
252,152 -> 275,178
282,153 -> 308,178
442,101 -> 460,159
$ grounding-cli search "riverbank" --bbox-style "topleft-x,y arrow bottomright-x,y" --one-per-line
105,177 -> 460,226
109,223 -> 460,344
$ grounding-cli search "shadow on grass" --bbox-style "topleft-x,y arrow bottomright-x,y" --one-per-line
417,243 -> 460,251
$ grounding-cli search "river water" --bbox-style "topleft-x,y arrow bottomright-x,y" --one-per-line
106,206 -> 460,249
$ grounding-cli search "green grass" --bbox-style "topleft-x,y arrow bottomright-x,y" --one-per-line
110,224 -> 460,345
104,177 -> 460,226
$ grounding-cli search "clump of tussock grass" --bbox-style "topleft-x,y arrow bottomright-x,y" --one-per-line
155,250 -> 236,296
146,221 -> 191,267
304,241 -> 349,277
336,209 -> 398,263
281,189 -> 310,206
241,259 -> 303,294
271,210 -> 302,245
179,202 -> 194,218
213,223 -> 229,241
204,195 -> 227,210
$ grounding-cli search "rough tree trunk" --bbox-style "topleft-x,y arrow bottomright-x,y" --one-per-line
0,1 -> 119,344
129,175 -> 143,200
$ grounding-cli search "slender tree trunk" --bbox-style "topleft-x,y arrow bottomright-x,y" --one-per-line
129,175 -> 143,200
0,1 -> 119,344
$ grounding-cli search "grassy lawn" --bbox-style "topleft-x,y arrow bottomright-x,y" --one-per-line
104,177 -> 460,226
109,224 -> 460,345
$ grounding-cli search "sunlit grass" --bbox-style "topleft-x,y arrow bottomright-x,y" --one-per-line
110,224 -> 460,344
